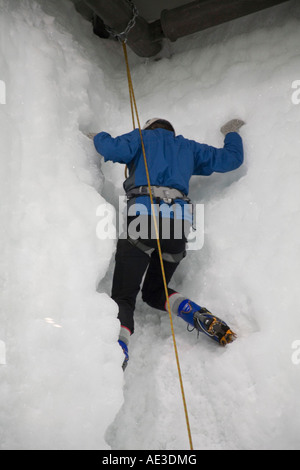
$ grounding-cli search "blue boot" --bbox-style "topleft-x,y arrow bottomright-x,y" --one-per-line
118,326 -> 131,370
118,340 -> 129,370
170,294 -> 236,346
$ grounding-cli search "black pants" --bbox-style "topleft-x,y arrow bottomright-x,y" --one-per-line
111,215 -> 187,333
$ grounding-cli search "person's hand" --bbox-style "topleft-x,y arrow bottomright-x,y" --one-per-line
220,119 -> 245,136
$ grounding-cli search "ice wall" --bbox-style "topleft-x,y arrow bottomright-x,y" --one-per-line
0,0 -> 300,450
0,0 -> 125,450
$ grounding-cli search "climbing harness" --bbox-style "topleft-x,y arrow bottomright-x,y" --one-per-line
126,185 -> 191,204
128,236 -> 187,264
127,185 -> 190,263
127,184 -> 197,232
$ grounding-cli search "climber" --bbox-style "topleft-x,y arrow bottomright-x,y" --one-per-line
90,118 -> 245,370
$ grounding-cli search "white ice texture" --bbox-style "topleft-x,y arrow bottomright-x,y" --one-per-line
0,0 -> 300,450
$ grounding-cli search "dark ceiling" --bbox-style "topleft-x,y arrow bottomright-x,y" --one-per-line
71,0 -> 291,57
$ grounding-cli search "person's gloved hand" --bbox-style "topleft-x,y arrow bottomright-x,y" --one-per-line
220,119 -> 245,136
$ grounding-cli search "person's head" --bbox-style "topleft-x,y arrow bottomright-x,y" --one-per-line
142,118 -> 175,134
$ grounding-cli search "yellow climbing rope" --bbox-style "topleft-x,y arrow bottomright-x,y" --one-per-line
122,41 -> 194,451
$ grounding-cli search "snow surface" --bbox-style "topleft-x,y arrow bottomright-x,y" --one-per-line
0,0 -> 300,450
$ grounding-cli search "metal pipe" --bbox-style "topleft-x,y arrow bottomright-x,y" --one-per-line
84,0 -> 162,57
82,0 -> 290,57
161,0 -> 291,42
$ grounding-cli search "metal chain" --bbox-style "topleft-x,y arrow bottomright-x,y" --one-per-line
104,0 -> 139,43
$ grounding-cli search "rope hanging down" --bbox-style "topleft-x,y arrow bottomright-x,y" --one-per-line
121,41 -> 194,451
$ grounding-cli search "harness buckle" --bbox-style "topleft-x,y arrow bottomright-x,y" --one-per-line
162,189 -> 173,204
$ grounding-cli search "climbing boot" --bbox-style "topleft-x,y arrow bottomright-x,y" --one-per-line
118,326 -> 131,370
193,307 -> 236,346
118,340 -> 129,370
172,295 -> 236,346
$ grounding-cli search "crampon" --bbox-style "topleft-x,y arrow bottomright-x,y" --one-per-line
193,308 -> 237,346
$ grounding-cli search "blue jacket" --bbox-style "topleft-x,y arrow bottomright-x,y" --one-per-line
94,128 -> 243,217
